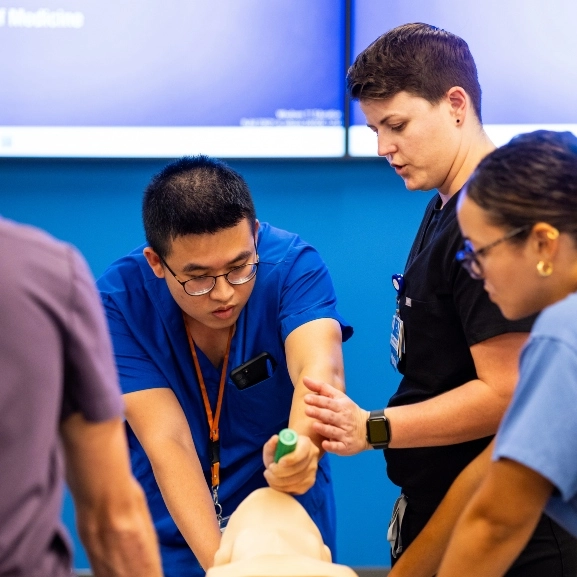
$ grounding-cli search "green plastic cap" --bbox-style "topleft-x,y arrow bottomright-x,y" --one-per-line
274,428 -> 298,463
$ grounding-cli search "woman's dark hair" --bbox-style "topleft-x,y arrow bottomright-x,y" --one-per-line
465,130 -> 577,243
142,155 -> 256,258
347,23 -> 482,122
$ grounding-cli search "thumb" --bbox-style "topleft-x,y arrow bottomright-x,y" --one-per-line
262,434 -> 279,468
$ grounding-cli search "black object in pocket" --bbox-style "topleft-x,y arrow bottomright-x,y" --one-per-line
230,352 -> 277,390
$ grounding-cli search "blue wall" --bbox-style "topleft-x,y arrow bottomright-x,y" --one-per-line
0,157 -> 433,569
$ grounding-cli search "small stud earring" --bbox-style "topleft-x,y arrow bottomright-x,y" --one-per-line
456,119 -> 460,124
536,261 -> 553,277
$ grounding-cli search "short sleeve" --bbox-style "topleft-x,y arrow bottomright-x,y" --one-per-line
62,248 -> 124,421
100,292 -> 172,394
494,336 -> 577,501
277,243 -> 353,343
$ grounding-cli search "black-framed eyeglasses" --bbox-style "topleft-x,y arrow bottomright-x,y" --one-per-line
456,225 -> 529,280
160,251 -> 259,296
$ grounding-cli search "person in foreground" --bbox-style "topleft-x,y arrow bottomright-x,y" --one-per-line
97,155 -> 351,577
0,217 -> 162,577
304,23 -> 575,574
206,488 -> 357,577
434,131 -> 577,576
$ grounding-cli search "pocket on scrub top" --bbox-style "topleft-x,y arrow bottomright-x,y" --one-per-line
228,369 -> 294,439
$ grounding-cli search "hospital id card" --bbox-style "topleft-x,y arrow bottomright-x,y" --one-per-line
390,311 -> 404,371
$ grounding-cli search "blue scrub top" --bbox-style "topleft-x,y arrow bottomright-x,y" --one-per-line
495,292 -> 577,538
98,223 -> 353,577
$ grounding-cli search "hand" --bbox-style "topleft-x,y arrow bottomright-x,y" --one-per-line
303,376 -> 370,456
262,434 -> 319,495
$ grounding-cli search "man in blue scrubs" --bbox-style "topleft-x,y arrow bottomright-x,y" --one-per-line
97,155 -> 352,577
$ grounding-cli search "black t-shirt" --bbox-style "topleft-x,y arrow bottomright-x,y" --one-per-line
385,191 -> 535,498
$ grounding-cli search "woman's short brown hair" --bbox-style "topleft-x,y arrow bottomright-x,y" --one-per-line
347,23 -> 482,122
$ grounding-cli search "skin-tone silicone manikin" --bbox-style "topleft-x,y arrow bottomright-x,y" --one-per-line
206,488 -> 358,577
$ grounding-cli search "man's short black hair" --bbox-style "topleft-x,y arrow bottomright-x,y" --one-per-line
347,22 -> 482,122
143,155 -> 257,258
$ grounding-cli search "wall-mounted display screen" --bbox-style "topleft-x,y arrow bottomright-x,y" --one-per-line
349,0 -> 577,156
2,1 -> 575,159
0,0 -> 346,158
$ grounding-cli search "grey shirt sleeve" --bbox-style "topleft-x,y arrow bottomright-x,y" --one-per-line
61,246 -> 124,422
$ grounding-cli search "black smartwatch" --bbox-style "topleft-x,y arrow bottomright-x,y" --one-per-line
366,409 -> 391,449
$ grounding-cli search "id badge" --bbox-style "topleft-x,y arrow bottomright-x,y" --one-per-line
219,515 -> 231,533
390,311 -> 404,370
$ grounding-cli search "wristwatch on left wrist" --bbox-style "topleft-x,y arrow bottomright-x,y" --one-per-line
366,409 -> 391,449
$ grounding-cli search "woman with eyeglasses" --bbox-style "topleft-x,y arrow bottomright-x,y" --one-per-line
388,129 -> 577,577
432,130 -> 577,576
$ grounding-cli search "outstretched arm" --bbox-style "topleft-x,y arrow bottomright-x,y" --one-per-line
304,332 -> 527,451
384,333 -> 526,446
263,318 -> 345,494
61,413 -> 163,577
388,440 -> 494,577
437,458 -> 553,577
124,387 -> 222,571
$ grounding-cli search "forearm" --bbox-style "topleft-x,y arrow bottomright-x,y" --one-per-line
151,441 -> 221,570
266,318 -> 345,491
290,363 -> 344,452
436,506 -> 533,577
62,415 -> 163,577
389,443 -> 493,577
286,319 -> 345,452
437,460 -> 552,577
385,378 -> 510,447
77,479 -> 163,577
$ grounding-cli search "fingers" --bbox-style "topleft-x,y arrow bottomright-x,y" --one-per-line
304,388 -> 358,429
303,376 -> 369,457
321,438 -> 350,455
310,420 -> 363,457
303,376 -> 343,399
263,436 -> 319,495
304,402 -> 344,425
276,436 -> 319,469
310,419 -> 348,442
308,401 -> 369,457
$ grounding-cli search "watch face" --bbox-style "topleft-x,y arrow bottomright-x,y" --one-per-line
368,417 -> 390,445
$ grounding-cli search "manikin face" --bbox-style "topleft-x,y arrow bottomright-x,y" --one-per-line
360,91 -> 462,193
145,218 -> 259,333
208,488 -> 357,577
218,488 -> 330,564
457,194 -> 545,320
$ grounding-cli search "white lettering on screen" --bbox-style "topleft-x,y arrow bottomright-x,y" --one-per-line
3,7 -> 84,29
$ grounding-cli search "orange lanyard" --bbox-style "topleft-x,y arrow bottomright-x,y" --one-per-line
184,319 -> 234,490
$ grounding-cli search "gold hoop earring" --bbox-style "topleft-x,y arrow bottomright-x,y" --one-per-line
536,261 -> 553,277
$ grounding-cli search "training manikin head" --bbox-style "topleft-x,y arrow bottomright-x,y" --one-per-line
206,488 -> 358,577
